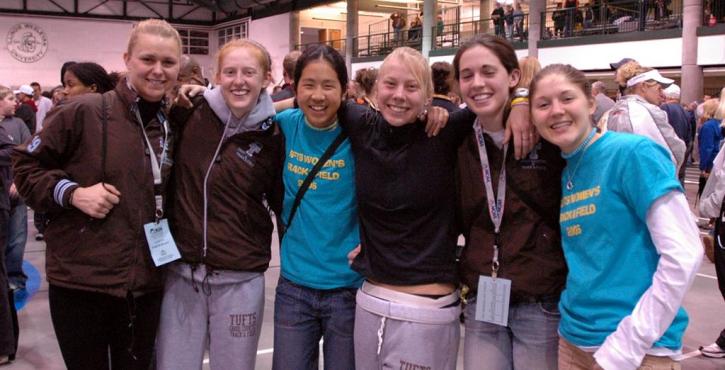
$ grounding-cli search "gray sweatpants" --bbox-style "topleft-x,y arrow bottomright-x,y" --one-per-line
354,283 -> 461,370
156,262 -> 264,370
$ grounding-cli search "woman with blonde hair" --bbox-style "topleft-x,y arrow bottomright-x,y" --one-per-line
602,60 -> 686,172
13,19 -> 182,369
346,47 -> 472,370
517,56 -> 542,89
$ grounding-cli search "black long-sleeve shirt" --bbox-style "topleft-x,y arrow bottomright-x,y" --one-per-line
343,102 -> 474,285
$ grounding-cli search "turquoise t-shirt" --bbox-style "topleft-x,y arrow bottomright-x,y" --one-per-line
558,131 -> 687,350
276,109 -> 362,290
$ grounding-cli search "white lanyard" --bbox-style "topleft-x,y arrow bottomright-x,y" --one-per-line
473,121 -> 508,278
132,105 -> 169,220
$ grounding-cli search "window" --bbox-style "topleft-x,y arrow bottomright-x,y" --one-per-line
217,21 -> 249,47
177,28 -> 210,55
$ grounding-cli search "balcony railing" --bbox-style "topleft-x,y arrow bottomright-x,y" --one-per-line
540,0 -> 682,40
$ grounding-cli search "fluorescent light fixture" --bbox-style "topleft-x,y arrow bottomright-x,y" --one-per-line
312,17 -> 347,22
375,4 -> 421,11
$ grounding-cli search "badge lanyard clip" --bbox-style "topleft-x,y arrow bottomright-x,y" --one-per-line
473,121 -> 507,280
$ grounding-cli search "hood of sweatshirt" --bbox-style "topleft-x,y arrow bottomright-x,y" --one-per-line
203,86 -> 276,138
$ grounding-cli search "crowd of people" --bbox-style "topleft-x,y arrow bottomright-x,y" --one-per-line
0,16 -> 722,370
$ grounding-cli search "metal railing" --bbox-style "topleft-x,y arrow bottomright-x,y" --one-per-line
540,0 -> 682,40
433,15 -> 529,50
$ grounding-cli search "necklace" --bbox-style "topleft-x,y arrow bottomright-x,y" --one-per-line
563,129 -> 597,191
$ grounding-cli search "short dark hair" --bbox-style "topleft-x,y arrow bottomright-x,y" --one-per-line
66,62 -> 116,93
293,44 -> 348,96
453,34 -> 519,82
431,62 -> 453,95
30,82 -> 40,88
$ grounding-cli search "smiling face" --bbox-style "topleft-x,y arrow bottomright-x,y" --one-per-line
375,55 -> 429,127
0,94 -> 16,117
295,59 -> 343,128
531,73 -> 596,153
457,45 -> 519,126
123,33 -> 180,102
215,46 -> 271,119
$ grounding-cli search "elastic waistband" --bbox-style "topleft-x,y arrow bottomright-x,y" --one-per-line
168,262 -> 262,284
357,283 -> 461,325
361,281 -> 459,308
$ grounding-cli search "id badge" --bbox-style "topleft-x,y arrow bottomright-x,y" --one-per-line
143,219 -> 181,267
475,275 -> 511,326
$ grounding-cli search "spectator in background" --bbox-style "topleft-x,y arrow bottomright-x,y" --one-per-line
504,4 -> 515,40
698,99 -> 722,200
430,62 -> 458,112
50,86 -> 64,105
177,55 -> 207,87
12,86 -> 35,134
30,82 -> 52,133
492,2 -> 506,37
513,3 -> 525,40
390,12 -> 406,44
553,3 -> 567,38
271,50 -> 301,102
353,67 -> 378,108
583,3 -> 595,28
62,62 -> 116,98
661,84 -> 694,183
0,86 -> 22,365
409,13 -> 422,41
591,81 -> 615,124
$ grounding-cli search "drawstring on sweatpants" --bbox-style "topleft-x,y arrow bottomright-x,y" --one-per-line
125,292 -> 138,361
190,264 -> 199,293
188,264 -> 213,296
201,268 -> 213,297
376,317 -> 387,355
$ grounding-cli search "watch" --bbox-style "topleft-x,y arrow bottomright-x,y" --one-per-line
514,88 -> 529,98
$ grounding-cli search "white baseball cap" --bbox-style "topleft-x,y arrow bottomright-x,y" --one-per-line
13,84 -> 34,96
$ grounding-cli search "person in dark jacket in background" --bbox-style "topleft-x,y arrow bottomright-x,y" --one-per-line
661,84 -> 693,184
699,99 -> 723,200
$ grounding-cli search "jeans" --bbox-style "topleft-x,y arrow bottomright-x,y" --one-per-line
463,297 -> 560,370
5,203 -> 27,289
272,276 -> 357,370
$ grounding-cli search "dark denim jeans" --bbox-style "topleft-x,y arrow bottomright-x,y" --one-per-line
5,204 -> 27,289
272,276 -> 356,370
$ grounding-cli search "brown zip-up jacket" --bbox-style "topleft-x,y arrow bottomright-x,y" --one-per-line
168,99 -> 284,272
456,133 -> 568,301
12,81 -> 173,298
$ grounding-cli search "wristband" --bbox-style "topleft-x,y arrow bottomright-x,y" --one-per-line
511,97 -> 529,106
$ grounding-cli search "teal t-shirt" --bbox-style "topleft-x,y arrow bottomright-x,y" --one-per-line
558,131 -> 687,350
276,109 -> 362,290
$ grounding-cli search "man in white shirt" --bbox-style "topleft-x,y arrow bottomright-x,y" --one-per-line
30,82 -> 52,133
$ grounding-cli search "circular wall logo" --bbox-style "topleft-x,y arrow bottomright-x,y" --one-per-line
6,23 -> 48,63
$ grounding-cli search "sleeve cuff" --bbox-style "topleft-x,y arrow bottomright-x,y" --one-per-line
594,339 -> 641,370
54,179 -> 78,208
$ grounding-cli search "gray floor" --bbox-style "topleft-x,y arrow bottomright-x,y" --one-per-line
5,165 -> 725,370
